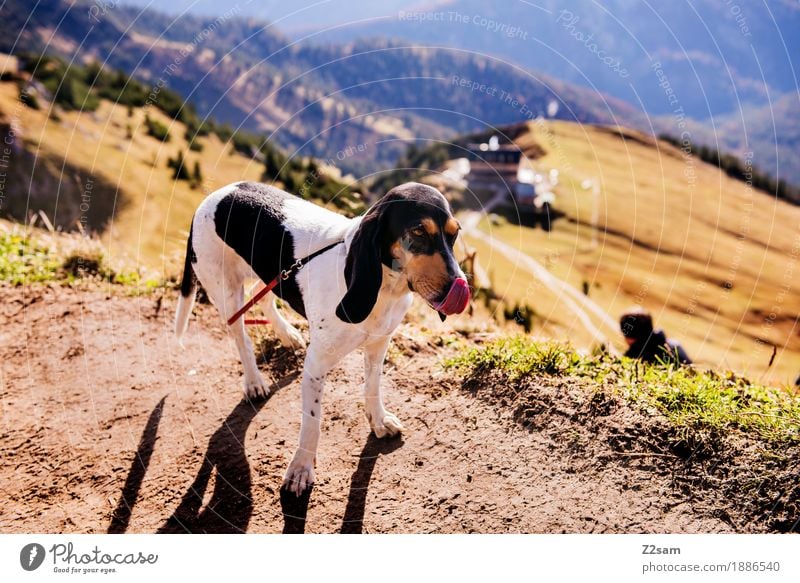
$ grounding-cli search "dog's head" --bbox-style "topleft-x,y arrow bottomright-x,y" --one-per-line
336,182 -> 470,324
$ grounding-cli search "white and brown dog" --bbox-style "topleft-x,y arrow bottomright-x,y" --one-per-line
175,181 -> 470,494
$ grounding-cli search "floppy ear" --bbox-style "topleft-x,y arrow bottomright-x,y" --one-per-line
335,207 -> 386,324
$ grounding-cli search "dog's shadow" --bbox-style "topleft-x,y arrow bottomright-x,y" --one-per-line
108,397 -> 167,534
157,372 -> 298,534
279,433 -> 404,534
341,433 -> 404,534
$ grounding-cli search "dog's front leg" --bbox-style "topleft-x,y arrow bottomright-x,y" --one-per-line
364,336 -> 404,438
283,346 -> 332,496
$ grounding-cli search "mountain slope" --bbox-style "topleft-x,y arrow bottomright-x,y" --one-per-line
0,0 -> 648,175
0,79 -> 267,265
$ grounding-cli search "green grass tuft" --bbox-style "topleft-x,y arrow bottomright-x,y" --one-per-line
1,230 -> 163,290
445,336 -> 579,378
0,232 -> 62,284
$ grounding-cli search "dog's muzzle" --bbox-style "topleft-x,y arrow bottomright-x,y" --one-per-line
432,277 -> 470,315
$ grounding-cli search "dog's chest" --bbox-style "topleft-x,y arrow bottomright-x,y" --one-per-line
363,285 -> 413,336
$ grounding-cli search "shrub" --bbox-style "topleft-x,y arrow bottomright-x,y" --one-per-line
51,71 -> 101,112
18,85 -> 39,109
167,150 -> 190,181
145,114 -> 171,142
188,139 -> 204,152
62,252 -> 111,279
191,160 -> 203,187
230,130 -> 263,158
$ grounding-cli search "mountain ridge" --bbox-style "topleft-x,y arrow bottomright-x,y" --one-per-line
1,0 -> 650,176
293,0 -> 800,185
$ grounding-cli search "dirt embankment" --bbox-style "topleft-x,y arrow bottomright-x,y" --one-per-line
0,283 -> 734,533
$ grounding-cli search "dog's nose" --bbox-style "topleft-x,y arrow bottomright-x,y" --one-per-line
434,277 -> 470,315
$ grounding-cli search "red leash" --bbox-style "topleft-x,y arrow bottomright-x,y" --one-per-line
226,241 -> 343,326
227,278 -> 281,326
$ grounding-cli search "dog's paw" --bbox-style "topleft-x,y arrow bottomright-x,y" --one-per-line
283,457 -> 315,496
243,376 -> 270,401
277,326 -> 306,351
371,411 -> 404,438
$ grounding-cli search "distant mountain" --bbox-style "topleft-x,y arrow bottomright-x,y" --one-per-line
304,0 -> 799,119
678,93 -> 800,196
0,0 -> 647,176
116,0 -> 430,31
5,0 -> 797,185
300,0 -> 800,184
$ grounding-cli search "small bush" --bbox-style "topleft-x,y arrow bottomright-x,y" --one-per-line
144,115 -> 171,142
213,123 -> 234,142
18,86 -> 40,109
167,151 -> 190,181
230,131 -> 263,158
62,253 -> 111,279
191,160 -> 203,187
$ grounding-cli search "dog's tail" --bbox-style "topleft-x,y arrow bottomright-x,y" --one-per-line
175,221 -> 197,344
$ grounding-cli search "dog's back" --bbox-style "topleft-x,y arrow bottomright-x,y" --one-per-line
175,181 -> 351,338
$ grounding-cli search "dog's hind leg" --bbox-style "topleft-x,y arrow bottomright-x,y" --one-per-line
263,294 -> 306,350
226,291 -> 270,400
194,252 -> 269,400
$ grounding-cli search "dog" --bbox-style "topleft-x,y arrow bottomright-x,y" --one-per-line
174,181 -> 470,494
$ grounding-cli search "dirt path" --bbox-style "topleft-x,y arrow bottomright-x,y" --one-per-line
0,284 -> 729,533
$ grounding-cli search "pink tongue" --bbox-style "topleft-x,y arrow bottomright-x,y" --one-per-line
434,278 -> 470,315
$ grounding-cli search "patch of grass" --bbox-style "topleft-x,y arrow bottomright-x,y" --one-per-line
447,336 -> 800,531
626,365 -> 800,444
446,336 -> 578,378
445,336 -> 800,444
0,229 -> 163,290
0,232 -> 61,284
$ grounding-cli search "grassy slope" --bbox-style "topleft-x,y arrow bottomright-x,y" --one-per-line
0,81 -> 264,272
466,121 -> 800,385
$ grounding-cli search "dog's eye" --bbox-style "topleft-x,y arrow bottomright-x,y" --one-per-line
410,226 -> 426,238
